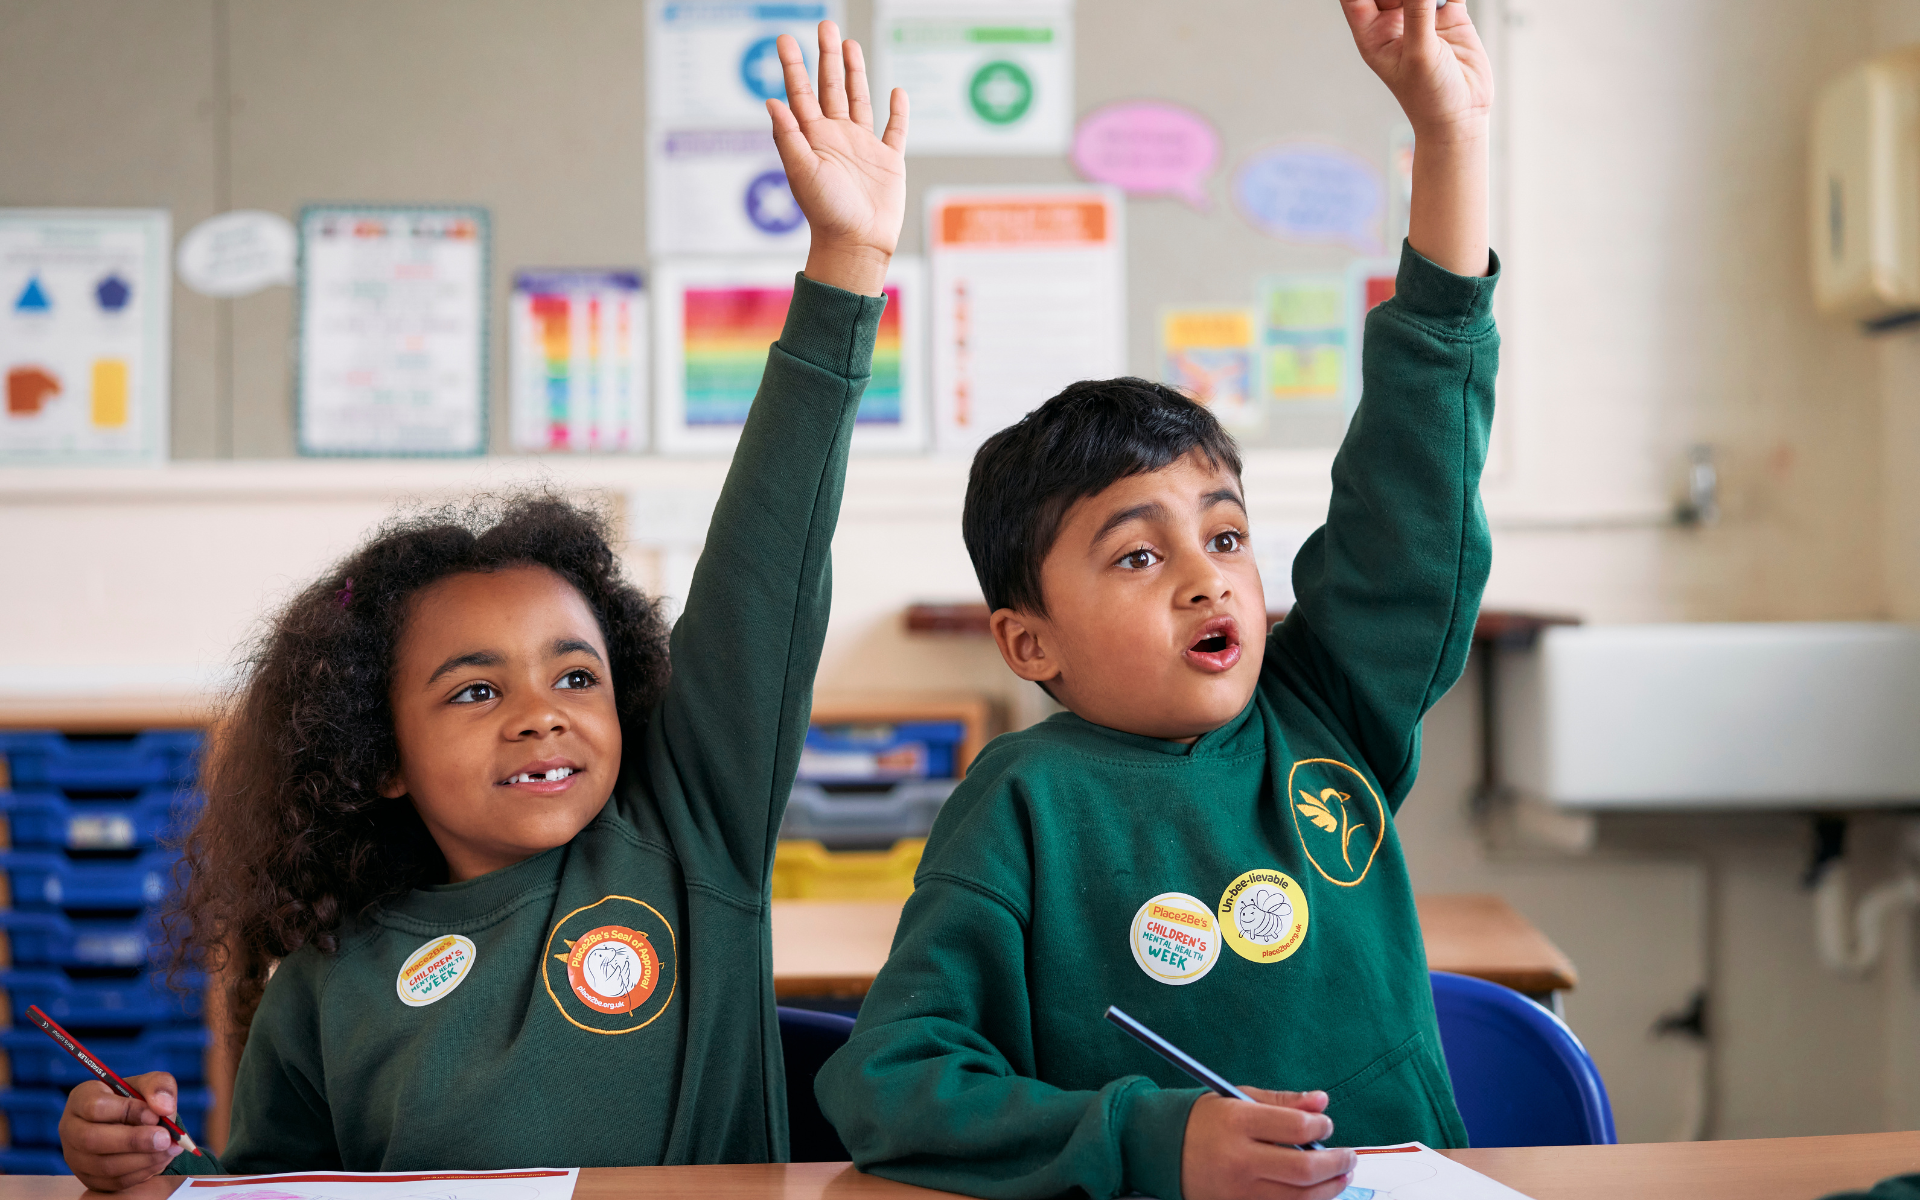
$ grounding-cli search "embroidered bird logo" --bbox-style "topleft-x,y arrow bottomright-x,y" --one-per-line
1296,787 -> 1374,872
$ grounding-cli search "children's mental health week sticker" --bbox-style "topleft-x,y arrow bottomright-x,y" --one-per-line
1130,892 -> 1221,985
1219,869 -> 1310,963
396,934 -> 477,1007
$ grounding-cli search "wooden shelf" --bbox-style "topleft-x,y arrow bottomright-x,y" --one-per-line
906,604 -> 1580,647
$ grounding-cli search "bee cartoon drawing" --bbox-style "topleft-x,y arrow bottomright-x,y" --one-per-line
1236,886 -> 1293,945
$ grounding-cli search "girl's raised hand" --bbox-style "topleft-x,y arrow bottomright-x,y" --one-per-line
768,21 -> 908,296
1340,0 -> 1492,144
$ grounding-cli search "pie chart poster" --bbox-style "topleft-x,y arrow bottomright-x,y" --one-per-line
0,209 -> 169,464
874,0 -> 1073,156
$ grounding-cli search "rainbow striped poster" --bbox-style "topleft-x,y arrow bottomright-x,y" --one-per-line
509,270 -> 648,452
654,257 -> 923,453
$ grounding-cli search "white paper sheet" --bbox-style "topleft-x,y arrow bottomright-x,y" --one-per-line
179,1168 -> 580,1200
645,1 -> 842,256
926,186 -> 1123,455
0,208 -> 169,464
1339,1143 -> 1536,1200
652,255 -> 925,454
509,269 -> 649,452
874,0 -> 1073,155
297,206 -> 489,457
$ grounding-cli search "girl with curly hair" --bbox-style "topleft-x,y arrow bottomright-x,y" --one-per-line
58,21 -> 908,1188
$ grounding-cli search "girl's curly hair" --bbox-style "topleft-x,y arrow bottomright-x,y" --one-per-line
170,494 -> 671,1036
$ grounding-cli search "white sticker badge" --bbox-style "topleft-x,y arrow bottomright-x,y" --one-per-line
1129,892 -> 1221,985
396,934 -> 478,1007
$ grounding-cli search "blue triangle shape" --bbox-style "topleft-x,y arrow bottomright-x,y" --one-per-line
14,277 -> 49,313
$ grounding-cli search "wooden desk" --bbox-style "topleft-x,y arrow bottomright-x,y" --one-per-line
772,892 -> 1577,1000
18,1132 -> 1920,1200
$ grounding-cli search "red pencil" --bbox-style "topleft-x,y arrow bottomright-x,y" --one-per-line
24,1005 -> 201,1155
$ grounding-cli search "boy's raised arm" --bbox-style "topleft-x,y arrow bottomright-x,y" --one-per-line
641,23 -> 908,890
1272,0 -> 1497,798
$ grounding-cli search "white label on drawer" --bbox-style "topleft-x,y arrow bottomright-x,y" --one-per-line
75,933 -> 147,965
68,815 -> 136,849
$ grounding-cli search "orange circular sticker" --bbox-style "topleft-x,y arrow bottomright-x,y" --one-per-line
564,924 -> 660,1015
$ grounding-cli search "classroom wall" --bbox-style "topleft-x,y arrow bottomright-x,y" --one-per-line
2,0 -> 1917,1146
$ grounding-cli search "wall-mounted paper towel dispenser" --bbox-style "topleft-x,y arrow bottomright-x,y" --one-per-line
1496,623 -> 1920,810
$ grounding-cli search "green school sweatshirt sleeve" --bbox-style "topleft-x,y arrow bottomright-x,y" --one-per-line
1273,242 -> 1499,804
632,273 -> 886,895
818,873 -> 1204,1200
165,948 -> 339,1175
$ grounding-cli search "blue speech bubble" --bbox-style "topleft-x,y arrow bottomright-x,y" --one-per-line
1233,142 -> 1383,252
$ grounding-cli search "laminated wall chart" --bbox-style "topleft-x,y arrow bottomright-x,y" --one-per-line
927,187 -> 1122,455
653,257 -> 923,453
296,206 -> 489,457
509,270 -> 648,452
0,209 -> 169,464
646,1 -> 842,257
874,0 -> 1073,155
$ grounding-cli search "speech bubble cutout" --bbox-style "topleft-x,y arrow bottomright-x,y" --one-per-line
176,209 -> 297,297
1071,101 -> 1221,210
1233,142 -> 1383,251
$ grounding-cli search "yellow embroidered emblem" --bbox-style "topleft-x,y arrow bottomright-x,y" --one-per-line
1287,757 -> 1387,887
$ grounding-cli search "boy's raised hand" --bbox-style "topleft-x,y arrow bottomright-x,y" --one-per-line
1182,1087 -> 1358,1200
1339,0 -> 1492,142
768,21 -> 908,297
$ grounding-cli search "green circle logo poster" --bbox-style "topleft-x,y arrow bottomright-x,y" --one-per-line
969,60 -> 1033,125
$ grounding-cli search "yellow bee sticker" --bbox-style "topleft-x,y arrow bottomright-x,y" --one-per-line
1288,758 -> 1388,887
1218,869 -> 1310,964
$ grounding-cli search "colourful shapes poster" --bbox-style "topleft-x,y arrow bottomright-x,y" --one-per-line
0,208 -> 169,463
653,257 -> 923,454
509,270 -> 648,453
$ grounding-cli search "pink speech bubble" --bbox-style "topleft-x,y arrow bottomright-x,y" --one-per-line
1071,101 -> 1221,210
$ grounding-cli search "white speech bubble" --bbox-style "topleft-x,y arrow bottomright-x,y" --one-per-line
176,209 -> 296,297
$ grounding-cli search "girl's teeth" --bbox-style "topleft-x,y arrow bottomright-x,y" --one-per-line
509,768 -> 575,784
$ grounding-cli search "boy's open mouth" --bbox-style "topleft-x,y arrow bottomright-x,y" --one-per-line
1183,617 -> 1242,673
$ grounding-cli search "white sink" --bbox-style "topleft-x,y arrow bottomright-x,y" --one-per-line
1496,623 -> 1920,810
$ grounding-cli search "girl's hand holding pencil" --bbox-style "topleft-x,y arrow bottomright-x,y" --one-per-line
47,1003 -> 200,1190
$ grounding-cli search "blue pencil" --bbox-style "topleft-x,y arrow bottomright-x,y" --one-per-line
1104,1005 -> 1326,1152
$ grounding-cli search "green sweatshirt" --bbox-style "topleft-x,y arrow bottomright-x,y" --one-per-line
169,274 -> 884,1175
816,243 -> 1499,1200
1825,1176 -> 1920,1200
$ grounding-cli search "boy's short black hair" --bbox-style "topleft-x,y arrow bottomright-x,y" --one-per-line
963,377 -> 1243,616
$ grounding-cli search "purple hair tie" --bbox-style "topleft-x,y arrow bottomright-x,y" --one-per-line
336,578 -> 354,609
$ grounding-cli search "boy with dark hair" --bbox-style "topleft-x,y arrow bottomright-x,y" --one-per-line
817,3 -> 1497,1199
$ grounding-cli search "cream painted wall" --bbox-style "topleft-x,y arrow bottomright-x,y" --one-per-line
1,0 -> 1916,1147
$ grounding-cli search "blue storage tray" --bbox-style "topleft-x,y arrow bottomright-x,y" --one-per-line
0,911 -> 158,968
0,1146 -> 70,1175
2,1026 -> 207,1087
780,779 -> 957,848
0,788 -> 196,851
0,732 -> 201,791
1,849 -> 178,911
799,720 -> 966,783
0,1086 -> 211,1149
1,968 -> 203,1026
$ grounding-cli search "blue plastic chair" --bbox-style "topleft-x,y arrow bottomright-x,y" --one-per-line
1429,970 -> 1617,1147
778,1006 -> 857,1162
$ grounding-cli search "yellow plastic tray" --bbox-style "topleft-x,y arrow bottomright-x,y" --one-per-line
771,838 -> 925,900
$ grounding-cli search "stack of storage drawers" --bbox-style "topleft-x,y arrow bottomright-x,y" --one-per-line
0,732 -> 209,1174
781,720 -> 968,848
